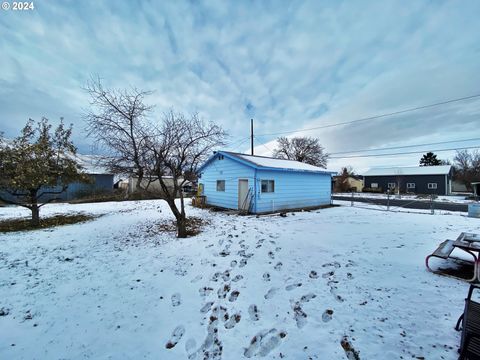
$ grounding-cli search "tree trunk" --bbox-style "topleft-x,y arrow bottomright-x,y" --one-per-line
30,193 -> 40,227
136,169 -> 144,191
31,205 -> 40,227
176,213 -> 187,238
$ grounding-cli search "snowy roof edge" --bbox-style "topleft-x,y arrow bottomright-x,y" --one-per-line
363,165 -> 452,176
199,151 -> 336,174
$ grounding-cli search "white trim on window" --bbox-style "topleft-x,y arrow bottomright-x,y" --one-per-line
371,183 -> 378,188
407,183 -> 415,189
261,180 -> 275,193
216,180 -> 225,192
388,183 -> 396,189
427,183 -> 438,189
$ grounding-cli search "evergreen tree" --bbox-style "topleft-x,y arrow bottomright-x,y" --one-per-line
419,152 -> 441,166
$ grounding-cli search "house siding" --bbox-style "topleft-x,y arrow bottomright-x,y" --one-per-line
199,155 -> 255,210
199,153 -> 332,213
0,174 -> 114,203
255,170 -> 331,213
364,174 -> 449,195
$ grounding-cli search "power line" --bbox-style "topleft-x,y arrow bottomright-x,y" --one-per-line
329,137 -> 480,155
256,93 -> 480,137
254,136 -> 273,153
229,137 -> 251,152
330,145 -> 480,159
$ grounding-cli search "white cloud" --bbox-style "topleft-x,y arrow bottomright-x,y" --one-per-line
0,0 -> 479,172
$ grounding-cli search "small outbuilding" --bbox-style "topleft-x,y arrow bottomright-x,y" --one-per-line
197,151 -> 335,213
363,165 -> 453,195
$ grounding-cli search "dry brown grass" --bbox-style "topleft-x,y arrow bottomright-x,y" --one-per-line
0,214 -> 98,233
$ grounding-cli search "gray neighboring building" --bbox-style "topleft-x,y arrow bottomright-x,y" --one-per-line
363,165 -> 453,195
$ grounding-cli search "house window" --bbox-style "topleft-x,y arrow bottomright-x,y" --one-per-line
407,183 -> 415,189
428,183 -> 437,189
371,183 -> 378,188
218,155 -> 224,160
216,180 -> 225,192
388,183 -> 396,189
261,180 -> 275,193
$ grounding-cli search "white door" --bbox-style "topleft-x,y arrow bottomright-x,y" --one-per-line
238,179 -> 249,210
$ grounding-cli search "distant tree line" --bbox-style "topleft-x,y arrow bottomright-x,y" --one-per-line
419,150 -> 480,190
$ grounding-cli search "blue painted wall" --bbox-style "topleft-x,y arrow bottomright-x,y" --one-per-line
0,174 -> 114,203
255,169 -> 331,213
199,155 -> 255,209
199,154 -> 332,213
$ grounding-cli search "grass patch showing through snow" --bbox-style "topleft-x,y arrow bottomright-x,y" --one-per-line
0,214 -> 98,233
156,216 -> 210,237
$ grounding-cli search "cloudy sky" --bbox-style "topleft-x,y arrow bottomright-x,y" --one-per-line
1,0 -> 479,172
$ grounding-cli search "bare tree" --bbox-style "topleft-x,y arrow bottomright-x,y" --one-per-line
453,150 -> 480,190
147,111 -> 226,237
335,166 -> 355,192
273,136 -> 329,168
84,77 -> 153,191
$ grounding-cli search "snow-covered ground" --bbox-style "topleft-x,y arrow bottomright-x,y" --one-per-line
1,200 -> 479,359
334,192 -> 475,204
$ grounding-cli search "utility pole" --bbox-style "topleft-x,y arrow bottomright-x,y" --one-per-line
250,118 -> 254,155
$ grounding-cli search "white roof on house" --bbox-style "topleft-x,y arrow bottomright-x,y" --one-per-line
226,152 -> 336,173
73,154 -> 111,175
363,165 -> 452,177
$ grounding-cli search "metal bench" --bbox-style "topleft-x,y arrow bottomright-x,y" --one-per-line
426,239 -> 479,282
456,284 -> 480,359
425,240 -> 455,270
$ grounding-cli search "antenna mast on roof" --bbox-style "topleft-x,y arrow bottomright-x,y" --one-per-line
250,118 -> 254,155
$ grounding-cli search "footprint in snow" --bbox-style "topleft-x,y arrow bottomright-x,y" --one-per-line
330,288 -> 345,302
239,259 -> 248,268
171,293 -> 181,307
285,282 -> 302,291
230,260 -> 237,268
221,270 -> 230,282
190,275 -> 202,283
248,304 -> 260,321
263,272 -> 271,282
347,272 -> 354,280
232,275 -> 243,282
211,305 -> 228,321
268,251 -> 275,259
292,302 -> 307,328
243,329 -> 287,358
264,287 -> 278,300
200,302 -> 214,314
224,313 -> 241,329
323,261 -> 341,269
322,309 -> 334,322
199,287 -> 214,297
322,271 -> 335,278
340,335 -> 361,360
211,272 -> 222,282
185,338 -> 197,359
165,325 -> 185,349
300,293 -> 316,303
228,290 -> 240,302
274,262 -> 283,271
309,270 -> 319,279
275,247 -> 282,252
219,249 -> 230,257
217,284 -> 231,299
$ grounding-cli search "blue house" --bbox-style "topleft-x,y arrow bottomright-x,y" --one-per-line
198,151 -> 335,213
